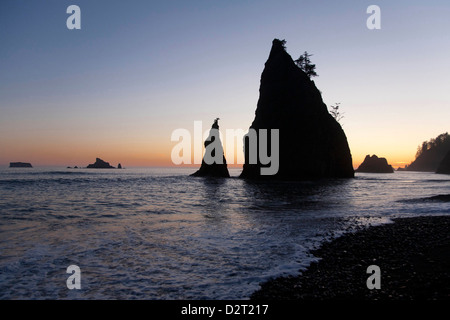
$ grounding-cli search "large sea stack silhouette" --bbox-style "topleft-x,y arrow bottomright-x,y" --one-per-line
356,155 -> 394,173
191,118 -> 230,177
240,39 -> 354,180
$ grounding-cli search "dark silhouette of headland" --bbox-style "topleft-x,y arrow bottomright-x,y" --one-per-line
87,158 -> 115,169
356,155 -> 394,173
240,39 -> 354,180
436,149 -> 450,174
9,162 -> 32,168
405,132 -> 450,172
191,118 -> 230,177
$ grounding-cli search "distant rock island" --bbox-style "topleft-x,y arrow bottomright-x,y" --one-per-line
436,150 -> 450,174
118,163 -> 122,169
406,132 -> 450,172
356,155 -> 394,173
240,39 -> 354,180
87,158 -> 115,169
9,162 -> 32,168
191,118 -> 230,177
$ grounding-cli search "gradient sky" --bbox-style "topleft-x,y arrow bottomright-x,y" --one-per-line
1,0 -> 449,168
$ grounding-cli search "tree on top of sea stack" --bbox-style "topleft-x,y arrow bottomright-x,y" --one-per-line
240,39 -> 354,180
294,51 -> 318,79
191,118 -> 230,178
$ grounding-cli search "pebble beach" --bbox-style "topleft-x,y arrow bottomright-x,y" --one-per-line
251,216 -> 450,300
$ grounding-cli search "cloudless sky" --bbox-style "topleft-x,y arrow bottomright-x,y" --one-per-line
1,0 -> 449,168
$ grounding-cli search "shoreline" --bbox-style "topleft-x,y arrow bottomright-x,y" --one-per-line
251,215 -> 450,300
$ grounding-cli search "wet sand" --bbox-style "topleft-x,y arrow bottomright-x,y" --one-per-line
251,216 -> 450,300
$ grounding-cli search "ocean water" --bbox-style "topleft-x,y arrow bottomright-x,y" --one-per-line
0,167 -> 449,300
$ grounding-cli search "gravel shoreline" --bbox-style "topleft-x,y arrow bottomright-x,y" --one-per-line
251,216 -> 450,300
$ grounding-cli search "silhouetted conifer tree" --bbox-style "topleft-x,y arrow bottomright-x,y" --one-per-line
329,103 -> 344,123
295,51 -> 318,78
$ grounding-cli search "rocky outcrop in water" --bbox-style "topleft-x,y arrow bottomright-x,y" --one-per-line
9,162 -> 32,168
191,119 -> 230,177
87,158 -> 115,169
118,163 -> 122,169
356,155 -> 394,173
436,150 -> 450,174
240,39 -> 354,180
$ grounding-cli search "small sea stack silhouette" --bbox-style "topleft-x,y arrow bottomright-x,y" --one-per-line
9,162 -> 33,168
191,118 -> 230,177
86,158 -> 115,169
356,155 -> 394,173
